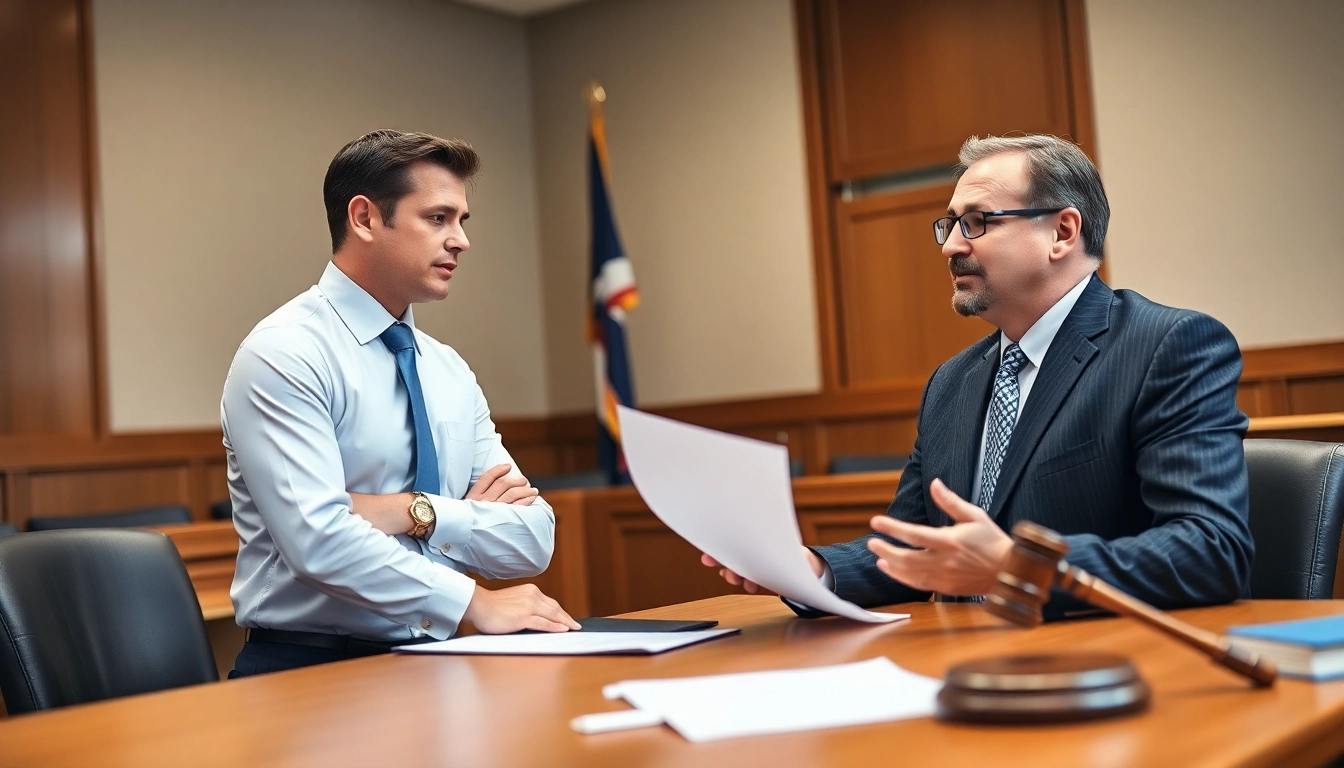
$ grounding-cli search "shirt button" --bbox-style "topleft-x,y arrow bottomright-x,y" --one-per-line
440,545 -> 451,554
421,619 -> 433,630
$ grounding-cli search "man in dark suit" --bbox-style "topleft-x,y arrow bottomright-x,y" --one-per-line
705,134 -> 1253,615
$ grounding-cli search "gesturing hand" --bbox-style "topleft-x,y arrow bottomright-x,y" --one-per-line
866,478 -> 1013,596
467,463 -> 538,506
462,583 -> 581,634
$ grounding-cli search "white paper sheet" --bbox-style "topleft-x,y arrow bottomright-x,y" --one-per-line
604,657 -> 941,742
617,406 -> 906,623
392,629 -> 738,656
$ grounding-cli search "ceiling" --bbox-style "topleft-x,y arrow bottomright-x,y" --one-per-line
452,0 -> 595,18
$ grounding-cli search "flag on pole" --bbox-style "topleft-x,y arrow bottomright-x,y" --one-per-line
587,86 -> 639,485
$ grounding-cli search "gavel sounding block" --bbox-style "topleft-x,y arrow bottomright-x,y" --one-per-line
936,652 -> 1151,724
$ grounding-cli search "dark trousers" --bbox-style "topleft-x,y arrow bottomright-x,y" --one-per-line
228,640 -> 385,678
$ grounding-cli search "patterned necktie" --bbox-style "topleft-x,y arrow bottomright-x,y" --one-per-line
976,343 -> 1029,510
379,322 -> 440,494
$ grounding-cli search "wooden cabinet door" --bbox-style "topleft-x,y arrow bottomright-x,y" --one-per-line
832,184 -> 993,388
817,0 -> 1075,181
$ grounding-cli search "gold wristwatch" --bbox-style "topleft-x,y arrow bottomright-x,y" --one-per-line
407,492 -> 435,540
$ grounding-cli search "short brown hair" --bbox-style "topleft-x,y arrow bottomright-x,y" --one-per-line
957,134 -> 1109,259
323,130 -> 480,252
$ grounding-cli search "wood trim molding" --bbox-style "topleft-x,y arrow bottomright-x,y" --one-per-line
793,0 -> 843,391
1240,340 -> 1344,379
78,0 -> 110,439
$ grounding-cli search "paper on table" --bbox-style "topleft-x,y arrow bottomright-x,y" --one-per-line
617,406 -> 906,623
392,629 -> 738,656
604,657 -> 941,742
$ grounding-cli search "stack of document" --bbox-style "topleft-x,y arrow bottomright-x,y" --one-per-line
394,629 -> 738,656
599,657 -> 941,742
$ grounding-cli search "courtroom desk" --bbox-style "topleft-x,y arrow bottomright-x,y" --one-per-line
1248,412 -> 1344,442
4,596 -> 1344,767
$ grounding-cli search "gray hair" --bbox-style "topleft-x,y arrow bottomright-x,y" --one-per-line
956,135 -> 1109,259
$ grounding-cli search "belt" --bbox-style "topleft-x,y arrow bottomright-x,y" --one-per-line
246,628 -> 432,657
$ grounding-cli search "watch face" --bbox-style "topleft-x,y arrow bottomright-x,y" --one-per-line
412,498 -> 434,523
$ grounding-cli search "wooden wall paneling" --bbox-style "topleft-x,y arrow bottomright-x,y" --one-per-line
27,465 -> 191,521
820,415 -> 919,464
1060,0 -> 1098,156
795,469 -> 901,546
817,0 -> 1074,181
833,184 -> 993,387
0,0 -> 97,436
582,488 -> 734,617
2,472 -> 28,529
1236,382 -> 1265,418
186,460 -> 210,521
1241,340 -> 1344,380
797,511 -> 876,547
1287,376 -> 1344,416
204,461 -> 229,508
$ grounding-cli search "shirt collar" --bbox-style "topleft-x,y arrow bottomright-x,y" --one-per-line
1000,272 -> 1094,367
318,261 -> 420,352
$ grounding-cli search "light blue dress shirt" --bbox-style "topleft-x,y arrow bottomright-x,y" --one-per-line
222,262 -> 555,641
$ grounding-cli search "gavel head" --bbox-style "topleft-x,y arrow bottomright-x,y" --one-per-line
985,521 -> 1072,627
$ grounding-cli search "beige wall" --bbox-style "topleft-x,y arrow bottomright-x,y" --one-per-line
528,0 -> 820,412
91,0 -> 1344,431
93,0 -> 550,430
1086,0 -> 1344,347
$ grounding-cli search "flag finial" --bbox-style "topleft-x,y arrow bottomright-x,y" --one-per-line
583,80 -> 606,108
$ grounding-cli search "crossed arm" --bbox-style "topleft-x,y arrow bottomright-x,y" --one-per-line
348,464 -> 578,634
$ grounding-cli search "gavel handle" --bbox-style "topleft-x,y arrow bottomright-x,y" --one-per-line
1058,562 -> 1277,686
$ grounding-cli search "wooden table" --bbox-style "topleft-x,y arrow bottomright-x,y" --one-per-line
4,596 -> 1344,767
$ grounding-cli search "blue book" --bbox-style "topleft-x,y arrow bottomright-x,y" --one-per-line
1227,614 -> 1344,681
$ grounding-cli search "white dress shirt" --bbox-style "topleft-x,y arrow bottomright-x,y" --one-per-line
816,272 -> 1094,591
222,262 -> 555,641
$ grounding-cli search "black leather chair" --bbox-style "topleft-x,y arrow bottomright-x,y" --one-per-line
0,528 -> 218,713
530,470 -> 611,491
209,499 -> 233,519
1245,439 -> 1344,599
26,504 -> 191,532
0,523 -> 18,537
827,454 -> 910,474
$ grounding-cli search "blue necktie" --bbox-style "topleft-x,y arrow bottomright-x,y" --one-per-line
977,343 -> 1028,510
380,323 -> 440,494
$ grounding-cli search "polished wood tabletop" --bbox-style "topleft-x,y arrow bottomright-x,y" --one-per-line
4,596 -> 1344,767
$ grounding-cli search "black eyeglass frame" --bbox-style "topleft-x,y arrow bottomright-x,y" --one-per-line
932,208 -> 1065,245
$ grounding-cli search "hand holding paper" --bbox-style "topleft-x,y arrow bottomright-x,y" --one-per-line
617,407 -> 906,623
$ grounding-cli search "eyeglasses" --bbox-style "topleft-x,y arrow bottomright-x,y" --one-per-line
932,208 -> 1064,245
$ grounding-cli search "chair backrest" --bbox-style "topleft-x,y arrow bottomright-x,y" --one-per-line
27,504 -> 192,532
209,499 -> 233,519
1245,439 -> 1344,599
530,471 -> 611,491
0,522 -> 18,537
828,454 -> 910,475
0,529 -> 218,713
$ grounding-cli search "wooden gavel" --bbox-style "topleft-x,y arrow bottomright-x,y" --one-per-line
986,521 -> 1277,686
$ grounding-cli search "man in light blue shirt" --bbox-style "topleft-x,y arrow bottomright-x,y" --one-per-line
223,130 -> 579,676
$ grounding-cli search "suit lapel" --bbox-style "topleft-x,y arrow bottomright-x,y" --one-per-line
987,276 -> 1113,519
946,339 -> 1000,505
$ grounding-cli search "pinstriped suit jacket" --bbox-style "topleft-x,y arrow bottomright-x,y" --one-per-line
814,275 -> 1253,616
